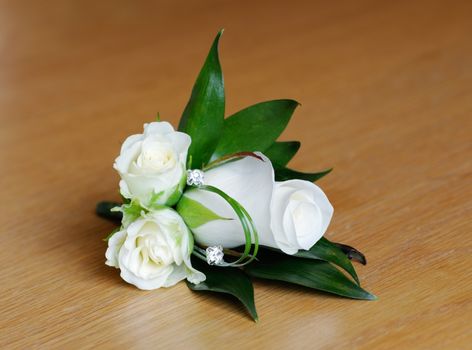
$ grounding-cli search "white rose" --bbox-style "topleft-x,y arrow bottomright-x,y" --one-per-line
105,208 -> 205,290
178,153 -> 333,254
114,121 -> 190,207
270,180 -> 334,254
180,153 -> 276,248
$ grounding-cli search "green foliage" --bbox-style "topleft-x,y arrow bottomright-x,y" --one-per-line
178,31 -> 225,168
187,258 -> 258,321
120,200 -> 145,226
274,167 -> 332,182
212,100 -> 299,160
176,194 -> 230,229
264,141 -> 301,167
295,237 -> 360,284
244,255 -> 376,300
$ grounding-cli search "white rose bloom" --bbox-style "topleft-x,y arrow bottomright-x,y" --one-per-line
270,180 -> 333,254
114,121 -> 190,207
105,208 -> 205,290
179,153 -> 333,254
181,153 -> 276,248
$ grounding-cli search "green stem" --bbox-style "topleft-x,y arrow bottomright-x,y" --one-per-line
203,152 -> 264,171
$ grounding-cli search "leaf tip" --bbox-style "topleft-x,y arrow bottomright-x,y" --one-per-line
214,29 -> 224,45
364,291 -> 378,301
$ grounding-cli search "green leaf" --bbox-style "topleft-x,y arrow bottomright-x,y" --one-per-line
295,237 -> 360,285
332,241 -> 367,265
244,256 -> 376,300
187,258 -> 258,321
178,30 -> 225,168
264,141 -> 300,167
176,194 -> 231,229
274,167 -> 332,182
212,99 -> 299,159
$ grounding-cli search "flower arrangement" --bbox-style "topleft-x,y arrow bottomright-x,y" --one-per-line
97,30 -> 376,321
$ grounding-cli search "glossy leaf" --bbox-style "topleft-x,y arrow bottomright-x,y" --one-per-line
264,141 -> 301,167
244,256 -> 376,300
187,258 -> 258,321
212,99 -> 299,159
178,31 -> 225,168
274,167 -> 332,182
295,237 -> 360,285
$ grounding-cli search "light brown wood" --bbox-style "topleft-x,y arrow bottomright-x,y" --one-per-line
1,0 -> 471,348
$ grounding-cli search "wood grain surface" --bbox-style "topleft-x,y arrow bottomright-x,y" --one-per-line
1,0 -> 471,348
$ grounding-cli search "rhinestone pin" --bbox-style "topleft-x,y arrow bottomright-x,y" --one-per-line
206,245 -> 224,265
186,169 -> 205,187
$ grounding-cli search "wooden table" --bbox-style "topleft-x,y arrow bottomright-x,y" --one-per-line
1,0 -> 471,348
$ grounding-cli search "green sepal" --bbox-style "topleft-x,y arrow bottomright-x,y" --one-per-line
187,257 -> 258,321
212,99 -> 299,160
264,141 -> 301,167
295,237 -> 360,285
176,194 -> 231,229
178,30 -> 225,168
274,167 -> 332,182
147,191 -> 165,209
119,199 -> 145,226
244,254 -> 376,300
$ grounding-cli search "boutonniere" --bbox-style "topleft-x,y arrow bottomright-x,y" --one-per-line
97,30 -> 376,322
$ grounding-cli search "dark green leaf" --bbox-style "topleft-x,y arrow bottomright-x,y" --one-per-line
212,99 -> 299,159
178,30 -> 225,168
274,167 -> 332,182
264,141 -> 301,167
244,256 -> 376,300
187,258 -> 258,321
96,201 -> 122,222
295,237 -> 360,285
332,241 -> 367,265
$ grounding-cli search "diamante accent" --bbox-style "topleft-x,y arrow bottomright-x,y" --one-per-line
186,169 -> 205,186
206,245 -> 224,265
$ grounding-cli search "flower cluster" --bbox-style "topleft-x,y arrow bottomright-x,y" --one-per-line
105,121 -> 333,290
105,122 -> 204,289
98,30 -> 374,321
